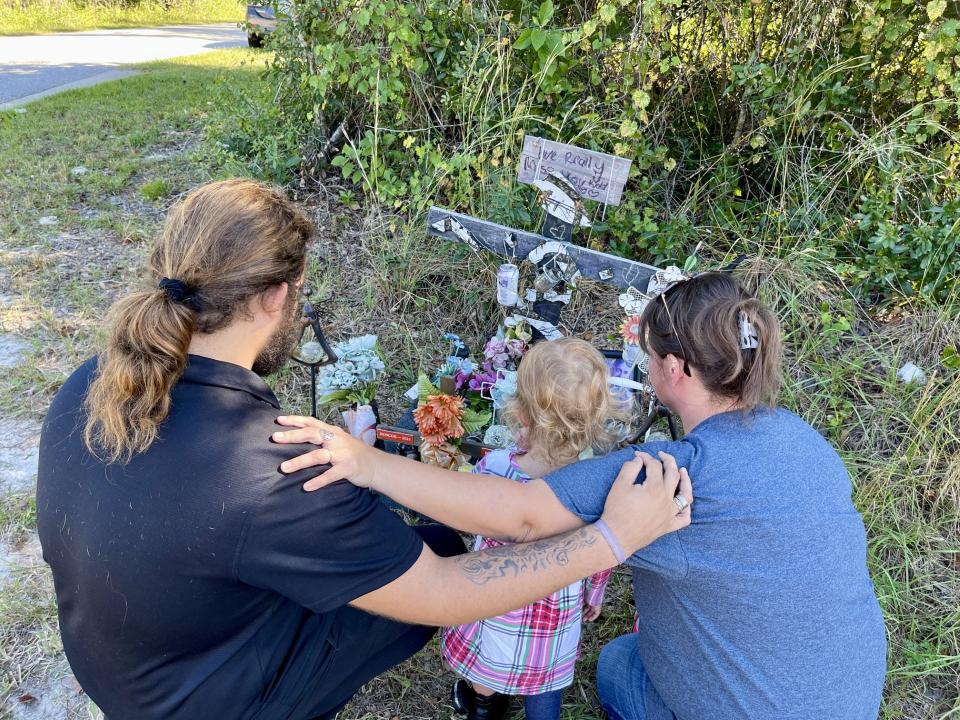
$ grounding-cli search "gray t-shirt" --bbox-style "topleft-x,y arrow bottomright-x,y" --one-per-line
545,408 -> 886,719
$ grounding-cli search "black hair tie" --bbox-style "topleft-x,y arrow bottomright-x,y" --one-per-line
158,277 -> 204,312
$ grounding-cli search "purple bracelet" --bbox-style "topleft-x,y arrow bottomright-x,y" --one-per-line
594,519 -> 627,565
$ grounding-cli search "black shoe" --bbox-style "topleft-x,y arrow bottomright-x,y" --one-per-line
452,679 -> 471,715
451,679 -> 510,720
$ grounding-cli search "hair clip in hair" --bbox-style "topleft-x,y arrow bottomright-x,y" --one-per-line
738,311 -> 759,350
158,277 -> 204,312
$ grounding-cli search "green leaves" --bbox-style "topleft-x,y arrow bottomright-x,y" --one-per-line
317,388 -> 352,405
619,118 -> 639,137
462,407 -> 492,434
417,372 -> 440,404
941,346 -> 960,370
926,1 -> 946,22
414,374 -> 489,434
598,4 -> 616,24
250,0 -> 958,307
538,0 -> 554,27
530,28 -> 547,50
512,2 -> 570,90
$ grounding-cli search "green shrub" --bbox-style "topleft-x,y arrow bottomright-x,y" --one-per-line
236,0 -> 959,302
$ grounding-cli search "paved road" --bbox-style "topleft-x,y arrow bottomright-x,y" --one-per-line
0,24 -> 246,108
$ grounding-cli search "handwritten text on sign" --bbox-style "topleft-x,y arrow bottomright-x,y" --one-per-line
516,136 -> 632,206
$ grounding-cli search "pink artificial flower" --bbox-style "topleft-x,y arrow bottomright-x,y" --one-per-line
505,338 -> 528,360
483,337 -> 510,369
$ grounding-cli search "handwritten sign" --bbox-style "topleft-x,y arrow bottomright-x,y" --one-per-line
517,135 -> 632,206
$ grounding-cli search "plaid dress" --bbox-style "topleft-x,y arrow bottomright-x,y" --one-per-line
440,449 -> 611,695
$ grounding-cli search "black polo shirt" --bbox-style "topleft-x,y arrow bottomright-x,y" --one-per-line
36,355 -> 424,720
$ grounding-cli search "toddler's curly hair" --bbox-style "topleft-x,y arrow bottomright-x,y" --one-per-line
503,337 -> 625,465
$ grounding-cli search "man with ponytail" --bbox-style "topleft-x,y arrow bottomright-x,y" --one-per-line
36,179 -> 691,720
280,271 -> 887,720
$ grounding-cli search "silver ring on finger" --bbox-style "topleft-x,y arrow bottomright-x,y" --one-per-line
674,494 -> 689,513
319,430 -> 335,443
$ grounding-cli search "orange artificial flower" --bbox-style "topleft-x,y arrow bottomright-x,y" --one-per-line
620,314 -> 642,345
413,393 -> 465,445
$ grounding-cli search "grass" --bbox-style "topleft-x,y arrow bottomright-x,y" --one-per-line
0,48 -> 267,413
0,38 -> 958,720
0,48 -> 266,718
3,0 -> 244,36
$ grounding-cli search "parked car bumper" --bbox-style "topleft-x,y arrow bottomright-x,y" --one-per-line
246,5 -> 277,34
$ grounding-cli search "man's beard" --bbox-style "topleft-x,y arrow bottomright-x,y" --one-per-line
252,293 -> 301,377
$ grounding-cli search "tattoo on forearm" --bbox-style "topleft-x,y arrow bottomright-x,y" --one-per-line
456,527 -> 599,585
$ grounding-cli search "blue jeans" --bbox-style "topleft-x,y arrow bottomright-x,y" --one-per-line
522,688 -> 564,720
596,634 -> 675,720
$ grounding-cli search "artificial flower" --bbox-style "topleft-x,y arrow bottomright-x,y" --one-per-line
505,338 -> 528,360
454,369 -> 471,390
490,369 -> 518,409
467,362 -> 498,393
506,319 -> 533,343
441,356 -> 474,383
414,393 -> 465,444
483,337 -> 510,369
618,286 -> 648,316
315,334 -> 386,406
419,440 -> 468,469
483,424 -> 514,448
647,265 -> 689,296
297,341 -> 327,364
621,315 -> 642,345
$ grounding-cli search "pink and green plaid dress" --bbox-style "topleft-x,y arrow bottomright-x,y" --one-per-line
440,449 -> 611,695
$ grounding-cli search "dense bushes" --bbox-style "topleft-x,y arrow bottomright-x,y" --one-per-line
244,0 -> 959,303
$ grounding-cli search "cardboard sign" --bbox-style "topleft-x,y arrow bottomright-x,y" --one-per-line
517,135 -> 631,206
